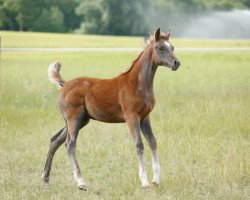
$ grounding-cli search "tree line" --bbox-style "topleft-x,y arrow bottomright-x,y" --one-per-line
0,0 -> 249,36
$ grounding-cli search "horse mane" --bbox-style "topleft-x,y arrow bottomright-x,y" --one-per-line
120,35 -> 154,76
120,51 -> 144,75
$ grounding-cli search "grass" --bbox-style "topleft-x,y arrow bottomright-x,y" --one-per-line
1,31 -> 250,48
0,32 -> 249,199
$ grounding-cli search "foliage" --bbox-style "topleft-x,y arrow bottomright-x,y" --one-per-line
0,0 -> 249,35
1,0 -> 47,31
101,0 -> 149,35
75,0 -> 149,35
0,0 -> 80,32
31,6 -> 65,33
75,0 -> 104,34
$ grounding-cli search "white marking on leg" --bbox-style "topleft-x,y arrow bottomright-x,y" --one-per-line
73,170 -> 85,187
138,155 -> 150,187
152,151 -> 160,185
70,156 -> 86,188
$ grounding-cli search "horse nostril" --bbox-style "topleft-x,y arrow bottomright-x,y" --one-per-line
174,60 -> 180,67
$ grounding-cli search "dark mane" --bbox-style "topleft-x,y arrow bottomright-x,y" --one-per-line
120,37 -> 154,76
120,51 -> 144,75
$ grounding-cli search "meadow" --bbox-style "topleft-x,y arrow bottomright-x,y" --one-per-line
0,31 -> 249,199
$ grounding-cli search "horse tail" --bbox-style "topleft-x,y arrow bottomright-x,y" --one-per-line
48,62 -> 65,87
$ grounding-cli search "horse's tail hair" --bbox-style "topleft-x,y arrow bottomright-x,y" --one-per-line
48,62 -> 65,87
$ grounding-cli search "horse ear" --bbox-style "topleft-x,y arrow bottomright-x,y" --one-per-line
155,28 -> 161,41
165,29 -> 171,40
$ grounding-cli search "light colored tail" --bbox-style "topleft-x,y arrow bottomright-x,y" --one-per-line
48,62 -> 65,87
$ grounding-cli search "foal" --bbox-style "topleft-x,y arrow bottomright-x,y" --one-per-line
42,28 -> 180,189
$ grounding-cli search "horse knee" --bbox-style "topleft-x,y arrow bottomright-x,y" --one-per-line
50,131 -> 62,143
66,139 -> 76,153
136,141 -> 144,155
49,128 -> 67,149
149,136 -> 157,150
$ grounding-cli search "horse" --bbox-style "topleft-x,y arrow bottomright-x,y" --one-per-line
42,28 -> 180,190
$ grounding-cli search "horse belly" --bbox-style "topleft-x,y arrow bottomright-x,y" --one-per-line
85,95 -> 125,123
89,105 -> 125,123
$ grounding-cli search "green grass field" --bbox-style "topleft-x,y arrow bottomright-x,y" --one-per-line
0,32 -> 249,199
1,31 -> 250,48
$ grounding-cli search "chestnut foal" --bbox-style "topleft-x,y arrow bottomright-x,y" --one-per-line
42,28 -> 180,190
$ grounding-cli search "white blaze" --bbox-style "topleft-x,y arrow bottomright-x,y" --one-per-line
164,41 -> 171,50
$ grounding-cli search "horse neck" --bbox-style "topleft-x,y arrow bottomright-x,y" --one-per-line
129,44 -> 157,91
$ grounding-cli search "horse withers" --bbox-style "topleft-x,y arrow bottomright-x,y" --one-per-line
42,28 -> 180,190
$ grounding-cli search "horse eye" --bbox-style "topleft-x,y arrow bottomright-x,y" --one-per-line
159,47 -> 163,51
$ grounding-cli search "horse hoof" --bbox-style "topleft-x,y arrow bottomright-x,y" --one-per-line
42,176 -> 50,185
152,180 -> 159,187
78,184 -> 87,191
141,184 -> 150,189
42,180 -> 51,189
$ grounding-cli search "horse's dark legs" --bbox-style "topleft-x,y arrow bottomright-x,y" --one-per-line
140,117 -> 160,186
65,111 -> 89,190
125,113 -> 150,188
42,127 -> 67,183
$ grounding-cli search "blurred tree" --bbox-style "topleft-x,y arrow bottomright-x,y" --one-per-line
52,0 -> 81,32
75,0 -> 149,35
0,1 -> 18,30
200,0 -> 249,10
0,0 -> 250,35
31,6 -> 65,32
1,0 -> 46,31
245,0 -> 250,7
75,0 -> 104,34
102,0 -> 149,35
0,0 -> 80,32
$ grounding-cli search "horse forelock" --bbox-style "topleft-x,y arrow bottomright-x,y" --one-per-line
145,34 -> 154,47
145,32 -> 169,46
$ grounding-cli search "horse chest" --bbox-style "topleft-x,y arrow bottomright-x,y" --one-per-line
136,91 -> 155,117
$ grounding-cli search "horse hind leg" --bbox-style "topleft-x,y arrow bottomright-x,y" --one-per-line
42,127 -> 67,184
65,110 -> 89,190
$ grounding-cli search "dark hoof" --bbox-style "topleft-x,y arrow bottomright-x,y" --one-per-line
42,176 -> 50,184
78,184 -> 87,191
152,181 -> 159,187
141,184 -> 150,189
42,180 -> 51,190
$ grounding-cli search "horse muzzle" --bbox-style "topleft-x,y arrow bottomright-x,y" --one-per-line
171,60 -> 180,71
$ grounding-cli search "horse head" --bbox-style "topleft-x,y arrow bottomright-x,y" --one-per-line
152,28 -> 180,71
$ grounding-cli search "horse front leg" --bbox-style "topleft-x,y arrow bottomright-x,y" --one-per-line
140,117 -> 160,186
125,113 -> 150,188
